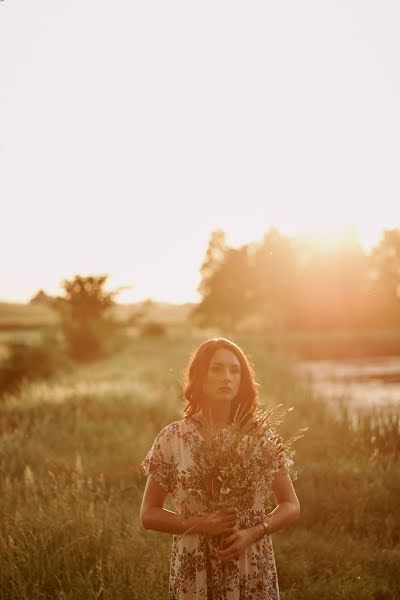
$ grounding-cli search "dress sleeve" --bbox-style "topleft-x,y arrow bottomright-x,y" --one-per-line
140,424 -> 176,493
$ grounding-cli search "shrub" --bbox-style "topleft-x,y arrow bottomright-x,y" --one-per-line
0,338 -> 66,397
53,275 -> 123,361
140,321 -> 167,337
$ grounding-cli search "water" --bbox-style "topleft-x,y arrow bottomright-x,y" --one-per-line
295,356 -> 400,412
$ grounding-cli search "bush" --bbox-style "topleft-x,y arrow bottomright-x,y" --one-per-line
140,321 -> 167,337
53,275 -> 123,361
0,338 -> 66,397
61,318 -> 123,361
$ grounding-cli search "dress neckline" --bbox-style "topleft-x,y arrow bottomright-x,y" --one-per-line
186,412 -> 231,443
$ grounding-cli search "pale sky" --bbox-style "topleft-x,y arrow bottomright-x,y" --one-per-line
1,1 -> 399,303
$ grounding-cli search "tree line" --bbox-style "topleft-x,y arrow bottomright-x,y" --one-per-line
192,227 -> 400,332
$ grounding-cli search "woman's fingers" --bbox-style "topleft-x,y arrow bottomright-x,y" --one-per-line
224,532 -> 238,545
221,525 -> 236,534
215,515 -> 237,526
208,507 -> 239,534
212,509 -> 235,520
215,543 -> 239,560
220,510 -> 238,520
222,512 -> 237,519
215,545 -> 232,557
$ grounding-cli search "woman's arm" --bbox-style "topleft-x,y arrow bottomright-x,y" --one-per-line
215,466 -> 300,561
251,465 -> 300,540
140,476 -> 238,536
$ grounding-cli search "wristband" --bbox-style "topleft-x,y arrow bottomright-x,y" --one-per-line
260,520 -> 269,536
257,518 -> 271,539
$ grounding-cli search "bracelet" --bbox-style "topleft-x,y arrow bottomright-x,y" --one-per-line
257,519 -> 270,539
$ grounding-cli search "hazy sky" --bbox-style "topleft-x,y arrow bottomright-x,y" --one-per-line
1,1 -> 399,303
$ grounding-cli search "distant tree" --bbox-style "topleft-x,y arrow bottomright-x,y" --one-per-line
193,225 -> 379,333
191,230 -> 227,327
294,230 -> 370,330
250,228 -> 298,330
193,235 -> 254,330
53,275 -> 122,361
370,228 -> 400,325
29,289 -> 53,306
197,230 -> 228,299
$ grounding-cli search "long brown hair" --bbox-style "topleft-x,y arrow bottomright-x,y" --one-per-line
182,338 -> 260,424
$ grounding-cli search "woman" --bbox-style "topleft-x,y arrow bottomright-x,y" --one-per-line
140,338 -> 301,600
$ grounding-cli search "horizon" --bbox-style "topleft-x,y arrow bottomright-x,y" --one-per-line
0,295 -> 196,307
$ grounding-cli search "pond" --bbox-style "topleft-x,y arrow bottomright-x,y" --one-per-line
295,356 -> 400,412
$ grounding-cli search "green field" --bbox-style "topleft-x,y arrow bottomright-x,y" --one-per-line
2,301 -> 400,359
0,301 -> 193,330
0,335 -> 399,599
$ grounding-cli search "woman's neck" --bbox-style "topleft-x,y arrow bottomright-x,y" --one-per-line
199,406 -> 231,427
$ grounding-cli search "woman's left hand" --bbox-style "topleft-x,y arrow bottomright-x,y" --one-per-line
214,529 -> 254,561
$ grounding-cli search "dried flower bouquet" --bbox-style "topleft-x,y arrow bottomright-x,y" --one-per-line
178,403 -> 308,541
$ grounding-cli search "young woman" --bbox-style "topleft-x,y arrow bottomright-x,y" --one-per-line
140,338 -> 300,600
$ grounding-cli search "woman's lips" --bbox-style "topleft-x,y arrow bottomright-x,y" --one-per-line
219,387 -> 232,392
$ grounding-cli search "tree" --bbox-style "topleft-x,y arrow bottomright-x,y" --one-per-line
197,230 -> 228,299
293,229 -> 370,330
250,228 -> 298,330
53,274 -> 122,361
369,228 -> 400,326
193,233 -> 254,330
29,289 -> 53,306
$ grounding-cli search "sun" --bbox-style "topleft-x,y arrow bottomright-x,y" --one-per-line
289,221 -> 382,253
294,226 -> 357,251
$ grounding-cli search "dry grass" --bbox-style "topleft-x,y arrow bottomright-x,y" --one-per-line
0,335 -> 398,599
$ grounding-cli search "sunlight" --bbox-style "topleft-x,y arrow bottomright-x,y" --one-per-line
295,226 -> 361,252
290,223 -> 381,253
298,226 -> 381,252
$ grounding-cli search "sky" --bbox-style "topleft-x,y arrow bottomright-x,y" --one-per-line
1,1 -> 399,304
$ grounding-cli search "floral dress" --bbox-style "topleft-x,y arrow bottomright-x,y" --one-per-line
140,415 -> 294,600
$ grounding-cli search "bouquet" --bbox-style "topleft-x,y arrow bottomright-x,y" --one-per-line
180,403 -> 307,537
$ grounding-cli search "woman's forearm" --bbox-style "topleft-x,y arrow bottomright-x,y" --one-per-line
249,501 -> 300,543
141,507 -> 205,535
142,501 -> 300,540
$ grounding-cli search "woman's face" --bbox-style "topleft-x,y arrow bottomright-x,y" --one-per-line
201,347 -> 241,406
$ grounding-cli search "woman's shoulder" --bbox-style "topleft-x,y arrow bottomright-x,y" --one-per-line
155,418 -> 191,440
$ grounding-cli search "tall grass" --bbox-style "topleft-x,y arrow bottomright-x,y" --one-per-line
0,335 -> 399,599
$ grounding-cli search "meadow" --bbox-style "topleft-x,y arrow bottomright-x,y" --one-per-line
0,334 -> 399,599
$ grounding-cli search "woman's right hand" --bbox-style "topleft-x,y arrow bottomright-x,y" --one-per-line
200,507 -> 238,536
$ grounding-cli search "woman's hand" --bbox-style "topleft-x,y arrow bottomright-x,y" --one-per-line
214,529 -> 254,561
200,507 -> 238,536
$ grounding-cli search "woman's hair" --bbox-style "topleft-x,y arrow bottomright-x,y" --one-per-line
182,337 -> 260,424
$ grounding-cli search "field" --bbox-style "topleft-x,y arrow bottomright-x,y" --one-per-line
0,334 -> 399,599
2,300 -> 400,359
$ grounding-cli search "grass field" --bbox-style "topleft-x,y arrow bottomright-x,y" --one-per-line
2,300 -> 400,359
0,334 -> 399,599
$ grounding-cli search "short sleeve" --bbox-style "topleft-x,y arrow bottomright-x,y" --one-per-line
140,424 -> 176,493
